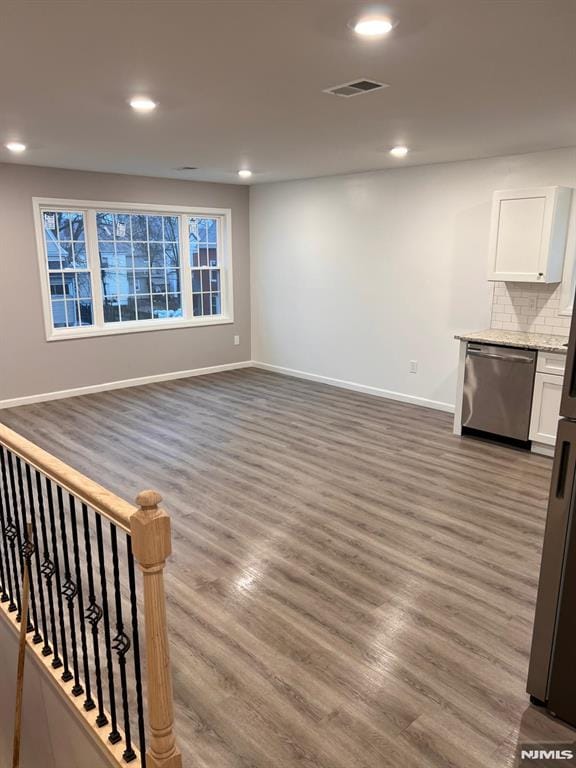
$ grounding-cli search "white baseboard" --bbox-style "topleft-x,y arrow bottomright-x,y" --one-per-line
531,442 -> 555,458
0,360 -> 252,410
252,361 -> 455,413
0,359 -> 455,414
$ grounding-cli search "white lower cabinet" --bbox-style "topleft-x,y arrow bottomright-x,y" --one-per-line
530,371 -> 563,449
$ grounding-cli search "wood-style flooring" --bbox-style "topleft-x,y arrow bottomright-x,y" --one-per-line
1,368 -> 574,768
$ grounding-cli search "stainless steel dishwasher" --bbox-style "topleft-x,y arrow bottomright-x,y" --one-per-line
462,343 -> 536,441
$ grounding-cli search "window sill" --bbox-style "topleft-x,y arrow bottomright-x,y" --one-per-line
46,315 -> 234,342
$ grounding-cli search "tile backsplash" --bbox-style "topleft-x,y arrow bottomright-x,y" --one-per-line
490,282 -> 571,336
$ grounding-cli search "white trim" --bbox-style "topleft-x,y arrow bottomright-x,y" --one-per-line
32,197 -> 234,341
85,207 -> 105,328
222,209 -> 235,330
0,361 -> 252,410
252,362 -> 455,413
453,340 -> 467,435
531,442 -> 555,458
0,360 -> 457,414
46,315 -> 233,341
180,212 -> 193,320
558,191 -> 576,316
32,197 -> 230,216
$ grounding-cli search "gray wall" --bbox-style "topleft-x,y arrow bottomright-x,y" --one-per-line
0,164 -> 250,401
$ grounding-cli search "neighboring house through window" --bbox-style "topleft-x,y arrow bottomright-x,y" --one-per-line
33,198 -> 233,340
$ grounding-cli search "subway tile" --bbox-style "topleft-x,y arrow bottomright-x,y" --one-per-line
489,281 -> 573,335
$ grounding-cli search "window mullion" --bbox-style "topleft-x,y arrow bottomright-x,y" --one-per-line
180,214 -> 193,320
86,209 -> 104,329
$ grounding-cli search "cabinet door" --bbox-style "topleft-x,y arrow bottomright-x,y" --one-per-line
487,186 -> 571,283
530,372 -> 563,445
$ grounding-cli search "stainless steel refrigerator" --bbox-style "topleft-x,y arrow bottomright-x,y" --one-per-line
527,307 -> 576,724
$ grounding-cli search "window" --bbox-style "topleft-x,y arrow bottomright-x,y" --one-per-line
43,211 -> 93,328
97,212 -> 181,323
190,217 -> 222,317
34,199 -> 233,340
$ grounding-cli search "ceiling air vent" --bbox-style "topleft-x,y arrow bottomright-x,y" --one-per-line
324,79 -> 389,97
176,166 -> 198,171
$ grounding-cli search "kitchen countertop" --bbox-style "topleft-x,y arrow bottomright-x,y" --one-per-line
454,328 -> 568,353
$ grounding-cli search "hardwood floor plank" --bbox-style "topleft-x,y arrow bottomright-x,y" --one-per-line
1,368 -> 574,767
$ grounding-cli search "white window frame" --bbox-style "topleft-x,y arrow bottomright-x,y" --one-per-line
33,197 -> 234,341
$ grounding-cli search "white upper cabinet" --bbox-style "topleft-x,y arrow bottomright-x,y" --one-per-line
488,186 -> 572,282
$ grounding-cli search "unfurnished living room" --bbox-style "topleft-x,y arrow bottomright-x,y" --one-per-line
1,1 -> 576,767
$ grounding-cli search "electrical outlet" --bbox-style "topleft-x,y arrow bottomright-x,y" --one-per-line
409,360 -> 418,374
233,335 -> 240,346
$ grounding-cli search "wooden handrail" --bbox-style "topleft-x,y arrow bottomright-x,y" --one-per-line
0,423 -> 135,533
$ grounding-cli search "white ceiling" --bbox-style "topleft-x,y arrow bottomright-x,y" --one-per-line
1,0 -> 575,184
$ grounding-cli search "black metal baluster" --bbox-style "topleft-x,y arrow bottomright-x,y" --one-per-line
12,458 -> 38,634
56,486 -> 83,696
126,535 -> 146,767
0,449 -> 14,607
0,451 -> 7,601
37,471 -> 60,668
13,459 -> 39,637
96,515 -> 121,744
0,490 -> 8,603
8,452 -> 31,629
82,504 -> 108,728
14,458 -> 40,638
69,495 -> 94,711
110,525 -> 135,762
0,444 -> 152,763
14,457 -> 38,635
4,449 -> 22,617
25,464 -> 50,654
46,478 -> 71,678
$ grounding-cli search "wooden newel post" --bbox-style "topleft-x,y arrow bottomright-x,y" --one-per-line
131,490 -> 182,768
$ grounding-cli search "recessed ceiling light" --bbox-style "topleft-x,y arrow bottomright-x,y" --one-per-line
354,17 -> 393,37
238,169 -> 252,179
390,145 -> 409,158
5,141 -> 27,153
129,96 -> 157,113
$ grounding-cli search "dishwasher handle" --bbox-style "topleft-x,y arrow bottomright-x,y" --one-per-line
467,348 -> 534,364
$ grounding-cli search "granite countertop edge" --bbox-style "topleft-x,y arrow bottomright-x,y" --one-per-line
454,329 -> 568,353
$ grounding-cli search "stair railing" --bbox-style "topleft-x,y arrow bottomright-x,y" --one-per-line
0,423 -> 182,768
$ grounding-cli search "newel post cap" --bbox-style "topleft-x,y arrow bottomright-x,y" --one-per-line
136,489 -> 163,510
131,489 -> 172,566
